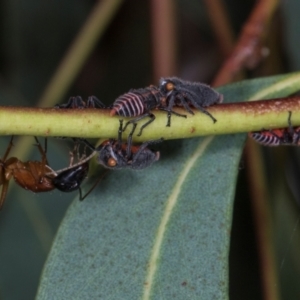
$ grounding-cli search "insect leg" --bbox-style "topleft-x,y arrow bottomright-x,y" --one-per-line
178,91 -> 217,123
126,122 -> 138,158
2,136 -> 14,161
158,107 -> 187,127
285,111 -> 300,144
287,111 -> 295,135
160,94 -> 188,126
0,180 -> 9,211
34,137 -> 49,165
117,119 -> 124,151
86,96 -> 106,108
54,96 -> 85,108
122,113 -> 156,136
79,138 -> 96,151
176,94 -> 195,115
79,170 -> 108,201
190,104 -> 217,123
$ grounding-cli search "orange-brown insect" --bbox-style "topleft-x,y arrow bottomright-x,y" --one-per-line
0,136 -> 56,210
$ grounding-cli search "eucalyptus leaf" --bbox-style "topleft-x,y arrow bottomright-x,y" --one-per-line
37,73 -> 300,299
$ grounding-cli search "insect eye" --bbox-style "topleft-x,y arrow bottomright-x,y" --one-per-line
107,157 -> 117,167
165,82 -> 174,91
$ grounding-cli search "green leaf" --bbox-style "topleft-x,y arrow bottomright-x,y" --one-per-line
36,73 -> 300,299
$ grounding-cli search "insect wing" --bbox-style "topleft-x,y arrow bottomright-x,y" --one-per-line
130,148 -> 160,170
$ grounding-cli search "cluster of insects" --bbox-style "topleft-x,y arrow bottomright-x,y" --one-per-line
0,77 -> 223,211
2,77 -> 296,211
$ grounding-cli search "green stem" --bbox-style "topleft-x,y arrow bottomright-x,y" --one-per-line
1,96 -> 300,142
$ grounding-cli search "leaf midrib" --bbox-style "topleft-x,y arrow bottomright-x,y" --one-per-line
142,136 -> 214,300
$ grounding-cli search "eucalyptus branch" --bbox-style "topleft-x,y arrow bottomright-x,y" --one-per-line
212,0 -> 279,86
1,96 -> 300,143
203,0 -> 234,57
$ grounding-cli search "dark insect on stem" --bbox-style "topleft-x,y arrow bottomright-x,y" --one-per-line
110,78 -> 222,136
158,77 -> 223,126
96,120 -> 162,169
84,120 -> 162,170
249,111 -> 300,146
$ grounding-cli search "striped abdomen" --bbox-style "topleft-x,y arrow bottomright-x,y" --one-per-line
250,126 -> 300,146
110,87 -> 162,117
110,92 -> 145,117
249,131 -> 281,146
